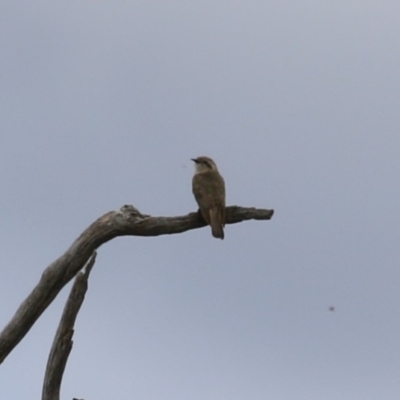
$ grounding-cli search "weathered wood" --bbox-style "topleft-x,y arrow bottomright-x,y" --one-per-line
0,205 -> 274,363
42,252 -> 96,400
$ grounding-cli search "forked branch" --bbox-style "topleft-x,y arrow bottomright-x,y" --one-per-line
0,205 -> 274,363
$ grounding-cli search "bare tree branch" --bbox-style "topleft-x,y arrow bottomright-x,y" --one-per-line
41,252 -> 96,400
0,205 -> 273,363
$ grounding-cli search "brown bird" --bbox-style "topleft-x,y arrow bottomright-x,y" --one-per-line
191,156 -> 226,239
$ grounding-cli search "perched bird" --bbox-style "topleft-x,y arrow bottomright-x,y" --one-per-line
191,156 -> 226,239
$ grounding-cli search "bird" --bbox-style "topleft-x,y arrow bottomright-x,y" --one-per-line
191,156 -> 226,239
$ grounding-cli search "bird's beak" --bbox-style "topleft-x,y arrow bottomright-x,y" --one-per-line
191,158 -> 199,163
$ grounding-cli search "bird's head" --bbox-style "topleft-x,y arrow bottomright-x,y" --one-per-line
191,156 -> 219,173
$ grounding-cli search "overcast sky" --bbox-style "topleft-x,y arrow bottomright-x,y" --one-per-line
1,1 -> 400,399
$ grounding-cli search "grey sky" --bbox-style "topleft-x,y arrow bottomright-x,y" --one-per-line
1,1 -> 400,399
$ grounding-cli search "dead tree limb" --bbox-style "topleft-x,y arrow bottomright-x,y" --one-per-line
0,205 -> 273,364
41,252 -> 96,400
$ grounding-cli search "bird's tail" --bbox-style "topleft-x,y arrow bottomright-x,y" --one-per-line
210,207 -> 224,240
